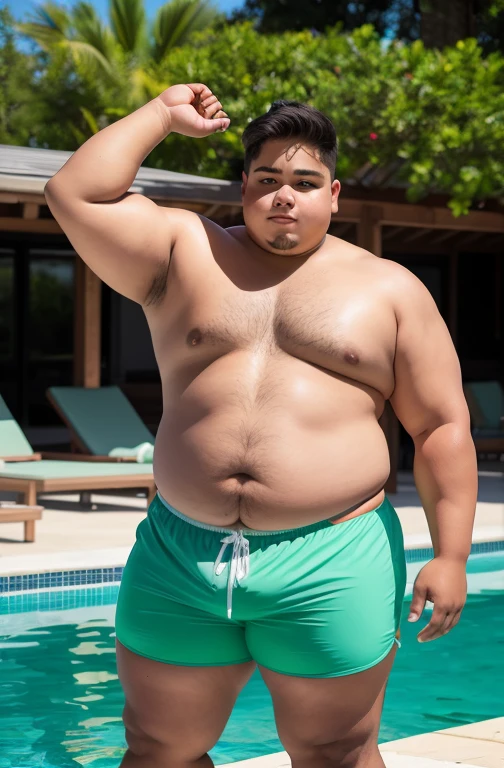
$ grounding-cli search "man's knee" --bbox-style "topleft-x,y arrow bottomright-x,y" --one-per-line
287,729 -> 380,767
123,703 -> 208,763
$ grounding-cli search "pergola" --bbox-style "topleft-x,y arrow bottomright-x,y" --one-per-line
1,144 -> 503,491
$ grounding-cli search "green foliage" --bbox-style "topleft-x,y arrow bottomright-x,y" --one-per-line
0,8 -> 37,145
150,22 -> 504,215
18,0 -> 225,73
9,8 -> 504,215
228,0 -> 394,36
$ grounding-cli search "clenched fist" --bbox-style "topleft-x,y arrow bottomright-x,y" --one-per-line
158,83 -> 230,138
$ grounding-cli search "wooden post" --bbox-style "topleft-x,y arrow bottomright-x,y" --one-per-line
74,258 -> 102,387
358,206 -> 398,493
24,519 -> 35,542
357,205 -> 382,257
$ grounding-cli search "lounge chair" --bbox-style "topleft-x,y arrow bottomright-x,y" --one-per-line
46,386 -> 155,462
0,395 -> 156,507
463,381 -> 504,456
0,502 -> 44,542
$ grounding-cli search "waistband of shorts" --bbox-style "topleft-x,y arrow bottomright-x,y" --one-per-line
154,491 -> 390,538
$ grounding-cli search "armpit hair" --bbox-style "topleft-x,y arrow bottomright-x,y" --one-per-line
144,255 -> 171,307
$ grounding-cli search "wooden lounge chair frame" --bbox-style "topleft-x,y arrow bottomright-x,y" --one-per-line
0,394 -> 157,507
0,454 -> 157,507
0,503 -> 43,542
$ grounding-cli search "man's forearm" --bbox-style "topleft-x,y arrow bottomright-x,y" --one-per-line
413,422 -> 477,562
45,97 -> 171,203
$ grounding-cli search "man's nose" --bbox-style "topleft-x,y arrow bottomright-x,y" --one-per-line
273,186 -> 294,204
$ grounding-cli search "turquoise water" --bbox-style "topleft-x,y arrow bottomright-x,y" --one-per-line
0,552 -> 503,767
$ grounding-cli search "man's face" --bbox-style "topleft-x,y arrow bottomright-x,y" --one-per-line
240,138 -> 341,258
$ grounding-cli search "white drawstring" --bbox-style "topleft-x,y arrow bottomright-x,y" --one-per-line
213,531 -> 250,619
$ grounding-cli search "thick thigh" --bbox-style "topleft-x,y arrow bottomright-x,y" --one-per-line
246,500 -> 406,677
259,643 -> 396,762
116,640 -> 256,761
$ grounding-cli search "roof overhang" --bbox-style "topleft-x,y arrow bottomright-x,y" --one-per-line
0,144 -> 243,205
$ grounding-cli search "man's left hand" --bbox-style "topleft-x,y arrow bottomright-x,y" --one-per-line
408,557 -> 467,642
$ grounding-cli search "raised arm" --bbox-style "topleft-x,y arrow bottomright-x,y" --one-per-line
388,263 -> 477,643
45,84 -> 230,305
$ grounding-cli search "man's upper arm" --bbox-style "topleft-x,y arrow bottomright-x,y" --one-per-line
45,183 -> 197,305
389,266 -> 469,437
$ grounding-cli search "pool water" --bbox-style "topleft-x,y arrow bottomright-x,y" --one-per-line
1,552 -> 503,767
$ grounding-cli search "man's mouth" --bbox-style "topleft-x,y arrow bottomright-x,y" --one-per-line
268,216 -> 296,223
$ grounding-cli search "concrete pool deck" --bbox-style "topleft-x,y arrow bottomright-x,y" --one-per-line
219,717 -> 504,768
0,469 -> 503,768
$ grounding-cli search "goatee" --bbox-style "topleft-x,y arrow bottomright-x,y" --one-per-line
267,234 -> 298,251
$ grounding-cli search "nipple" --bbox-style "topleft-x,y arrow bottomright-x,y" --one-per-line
187,328 -> 203,347
344,350 -> 359,365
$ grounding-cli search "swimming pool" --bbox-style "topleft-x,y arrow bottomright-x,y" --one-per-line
1,551 -> 503,767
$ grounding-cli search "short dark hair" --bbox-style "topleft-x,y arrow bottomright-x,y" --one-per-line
242,100 -> 338,181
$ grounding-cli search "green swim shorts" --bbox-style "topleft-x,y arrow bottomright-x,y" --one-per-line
115,492 -> 407,678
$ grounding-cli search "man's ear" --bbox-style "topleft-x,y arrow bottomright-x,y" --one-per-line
241,171 -> 247,196
331,179 -> 341,215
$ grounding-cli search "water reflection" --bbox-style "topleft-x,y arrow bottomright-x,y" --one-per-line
0,591 -> 503,766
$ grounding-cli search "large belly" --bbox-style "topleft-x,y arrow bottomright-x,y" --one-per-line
153,352 -> 390,529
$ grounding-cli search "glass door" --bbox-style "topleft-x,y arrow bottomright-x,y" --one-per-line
27,249 -> 76,427
0,248 -> 16,415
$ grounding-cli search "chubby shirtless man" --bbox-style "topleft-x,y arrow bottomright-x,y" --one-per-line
46,83 -> 478,768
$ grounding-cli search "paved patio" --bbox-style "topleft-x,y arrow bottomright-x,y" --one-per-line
221,714 -> 504,767
0,470 -> 502,561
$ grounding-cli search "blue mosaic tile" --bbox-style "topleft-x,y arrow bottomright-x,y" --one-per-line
0,567 -> 124,594
404,539 -> 504,563
0,539 -> 502,595
0,585 -> 120,615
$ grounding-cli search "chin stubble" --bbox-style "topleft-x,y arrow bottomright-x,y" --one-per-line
266,234 -> 299,251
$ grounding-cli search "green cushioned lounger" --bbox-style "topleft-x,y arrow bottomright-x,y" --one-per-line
0,394 -> 155,506
47,386 -> 154,456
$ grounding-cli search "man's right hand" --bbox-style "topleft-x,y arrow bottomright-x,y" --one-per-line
158,83 -> 230,138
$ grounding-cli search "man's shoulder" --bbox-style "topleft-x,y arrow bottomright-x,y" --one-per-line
346,245 -> 426,291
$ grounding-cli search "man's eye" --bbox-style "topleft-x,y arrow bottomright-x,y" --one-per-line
259,179 -> 316,188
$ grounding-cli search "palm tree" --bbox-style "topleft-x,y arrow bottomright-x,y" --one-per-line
18,0 -> 223,103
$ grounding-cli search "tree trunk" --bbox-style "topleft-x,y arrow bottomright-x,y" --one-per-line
418,0 -> 477,48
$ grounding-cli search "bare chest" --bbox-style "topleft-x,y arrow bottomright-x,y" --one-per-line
152,248 -> 397,398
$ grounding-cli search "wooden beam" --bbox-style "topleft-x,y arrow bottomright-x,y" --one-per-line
0,217 -> 62,233
23,203 -> 39,220
336,199 -> 504,232
357,205 -> 382,257
74,258 -> 102,387
0,193 -> 47,204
